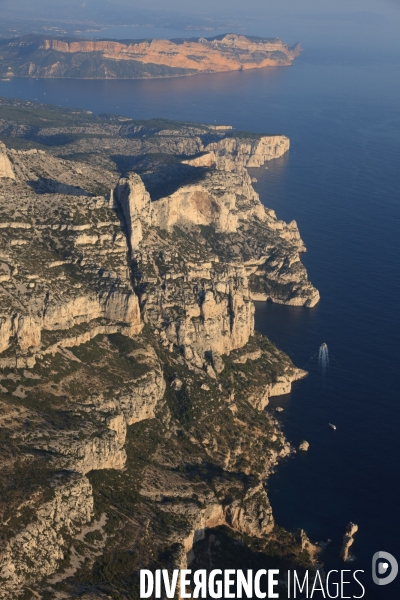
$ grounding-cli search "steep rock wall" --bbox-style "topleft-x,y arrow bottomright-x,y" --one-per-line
114,153 -> 319,361
206,135 -> 290,171
0,142 -> 15,179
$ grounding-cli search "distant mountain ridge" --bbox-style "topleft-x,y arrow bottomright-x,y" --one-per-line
0,33 -> 301,79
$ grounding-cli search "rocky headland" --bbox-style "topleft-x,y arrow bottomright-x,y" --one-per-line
0,33 -> 301,79
0,98 -> 318,598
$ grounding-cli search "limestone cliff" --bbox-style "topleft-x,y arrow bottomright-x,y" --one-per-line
0,34 -> 301,80
0,146 -> 141,366
0,142 -> 15,179
114,145 -> 318,361
0,103 -> 318,598
206,135 -> 291,171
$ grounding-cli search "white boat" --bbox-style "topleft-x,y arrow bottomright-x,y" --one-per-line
329,423 -> 337,430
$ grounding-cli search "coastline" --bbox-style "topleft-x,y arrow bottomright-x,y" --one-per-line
0,95 -> 322,596
0,23 -> 397,593
0,33 -> 300,81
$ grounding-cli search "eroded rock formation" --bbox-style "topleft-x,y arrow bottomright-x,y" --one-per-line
341,522 -> 359,561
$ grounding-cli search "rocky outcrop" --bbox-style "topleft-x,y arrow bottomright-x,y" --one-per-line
247,368 -> 307,410
115,172 -> 151,251
27,426 -> 127,474
0,334 -> 167,594
115,166 -> 263,236
0,473 -> 93,598
113,147 -> 318,361
0,142 -> 15,179
20,345 -> 166,474
0,291 -> 141,360
206,135 -> 290,171
251,287 -> 320,308
181,484 -> 274,565
139,260 -> 256,360
117,347 -> 166,424
0,149 -> 142,361
224,484 -> 274,537
269,369 -> 307,397
0,34 -> 301,80
340,522 -> 358,561
141,469 -> 275,571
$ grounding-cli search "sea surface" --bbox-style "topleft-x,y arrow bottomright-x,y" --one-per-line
1,21 -> 400,598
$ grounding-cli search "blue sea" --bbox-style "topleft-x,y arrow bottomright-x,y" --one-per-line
1,12 -> 399,597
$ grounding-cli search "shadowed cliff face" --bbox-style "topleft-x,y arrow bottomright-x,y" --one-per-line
0,34 -> 301,79
0,102 -> 317,598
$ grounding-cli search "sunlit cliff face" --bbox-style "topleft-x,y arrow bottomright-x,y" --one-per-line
35,34 -> 300,74
2,34 -> 301,77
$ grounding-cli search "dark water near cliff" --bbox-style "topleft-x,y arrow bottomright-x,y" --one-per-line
1,29 -> 400,598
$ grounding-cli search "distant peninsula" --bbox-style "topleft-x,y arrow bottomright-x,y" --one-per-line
0,33 -> 301,80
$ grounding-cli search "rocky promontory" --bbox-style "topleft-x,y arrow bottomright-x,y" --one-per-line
0,98 -> 318,598
0,33 -> 301,79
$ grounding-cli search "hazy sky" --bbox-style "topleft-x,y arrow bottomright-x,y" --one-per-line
127,0 -> 400,14
1,0 -> 400,51
1,0 -> 399,16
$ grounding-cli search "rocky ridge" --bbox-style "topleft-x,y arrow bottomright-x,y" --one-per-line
0,101 -> 318,598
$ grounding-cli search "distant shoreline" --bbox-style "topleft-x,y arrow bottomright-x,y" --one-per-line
0,65 -> 288,82
0,33 -> 301,81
